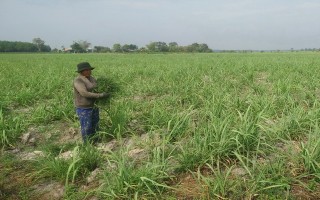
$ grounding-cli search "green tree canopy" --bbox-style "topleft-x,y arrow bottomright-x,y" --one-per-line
0,41 -> 37,52
70,40 -> 91,53
32,38 -> 45,52
94,46 -> 111,53
146,42 -> 169,52
112,43 -> 122,53
122,44 -> 138,52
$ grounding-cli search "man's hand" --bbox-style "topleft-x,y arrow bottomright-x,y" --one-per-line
100,92 -> 109,98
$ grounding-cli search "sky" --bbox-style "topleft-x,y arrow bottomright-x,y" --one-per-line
1,0 -> 320,50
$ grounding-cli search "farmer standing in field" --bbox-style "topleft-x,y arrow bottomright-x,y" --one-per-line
74,62 -> 108,143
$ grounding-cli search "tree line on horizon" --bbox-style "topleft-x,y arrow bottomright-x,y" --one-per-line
64,40 -> 213,53
0,38 -> 212,53
93,41 -> 212,53
1,38 -> 319,53
0,38 -> 51,52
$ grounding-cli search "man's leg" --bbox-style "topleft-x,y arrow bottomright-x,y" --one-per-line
92,108 -> 100,133
91,108 -> 100,143
76,108 -> 94,142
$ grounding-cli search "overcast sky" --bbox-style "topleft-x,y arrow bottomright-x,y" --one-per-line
1,0 -> 319,50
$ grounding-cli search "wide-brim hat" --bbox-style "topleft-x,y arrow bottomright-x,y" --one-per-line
77,62 -> 95,72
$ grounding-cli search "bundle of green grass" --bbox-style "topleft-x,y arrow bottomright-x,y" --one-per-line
94,77 -> 119,106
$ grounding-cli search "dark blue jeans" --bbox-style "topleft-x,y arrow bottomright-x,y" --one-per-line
76,107 -> 100,142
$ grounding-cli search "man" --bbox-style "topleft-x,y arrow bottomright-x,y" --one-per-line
74,62 -> 107,143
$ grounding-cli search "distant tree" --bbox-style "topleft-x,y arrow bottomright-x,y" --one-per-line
178,46 -> 188,52
52,48 -> 59,52
146,42 -> 169,52
42,45 -> 51,52
70,40 -> 91,53
139,47 -> 148,52
186,43 -> 212,52
122,44 -> 130,52
198,43 -> 212,52
32,38 -> 45,52
146,42 -> 156,52
78,40 -> 91,51
168,42 -> 179,52
71,42 -> 84,53
0,41 -> 37,52
112,43 -> 122,52
94,46 -> 111,53
122,44 -> 138,52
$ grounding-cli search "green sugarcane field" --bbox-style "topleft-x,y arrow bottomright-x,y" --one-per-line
1,52 -> 320,199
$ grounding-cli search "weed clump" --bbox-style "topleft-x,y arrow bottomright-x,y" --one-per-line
95,77 -> 120,106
